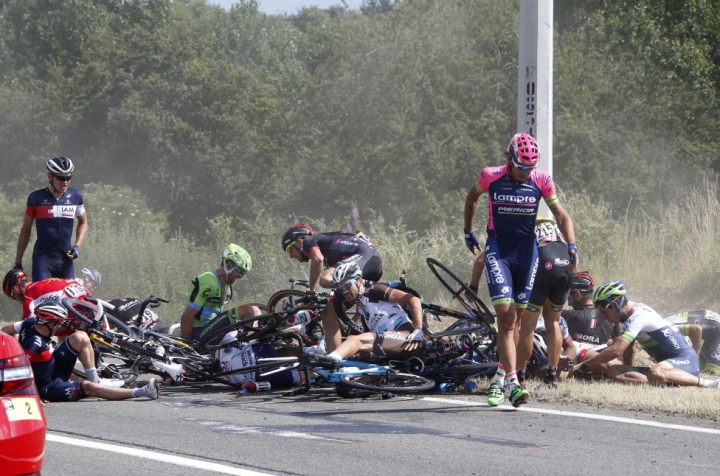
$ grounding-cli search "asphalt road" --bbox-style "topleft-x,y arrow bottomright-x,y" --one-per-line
40,381 -> 720,476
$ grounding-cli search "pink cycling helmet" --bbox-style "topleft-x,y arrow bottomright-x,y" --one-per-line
507,132 -> 539,168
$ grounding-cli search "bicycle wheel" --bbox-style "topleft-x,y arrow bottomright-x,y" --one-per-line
267,289 -> 324,313
426,257 -> 494,324
339,371 -> 435,393
195,312 -> 286,353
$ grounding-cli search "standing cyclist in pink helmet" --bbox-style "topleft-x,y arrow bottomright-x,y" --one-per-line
463,132 -> 577,407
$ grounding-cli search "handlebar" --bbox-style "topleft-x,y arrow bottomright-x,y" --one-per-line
133,295 -> 169,328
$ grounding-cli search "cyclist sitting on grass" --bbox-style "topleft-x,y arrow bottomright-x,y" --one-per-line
303,262 -> 424,368
665,310 -> 720,375
561,271 -> 617,354
574,280 -> 720,388
179,244 -> 261,343
282,223 -> 383,353
1,302 -> 159,402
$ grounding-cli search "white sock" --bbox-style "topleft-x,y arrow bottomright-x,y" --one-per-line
85,368 -> 99,383
327,351 -> 342,361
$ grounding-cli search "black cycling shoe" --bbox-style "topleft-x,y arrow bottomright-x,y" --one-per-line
298,354 -> 340,369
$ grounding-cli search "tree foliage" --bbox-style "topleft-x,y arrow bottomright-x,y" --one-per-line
0,0 -> 718,237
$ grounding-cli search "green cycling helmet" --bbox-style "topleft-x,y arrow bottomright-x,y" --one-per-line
592,280 -> 626,306
223,244 -> 252,274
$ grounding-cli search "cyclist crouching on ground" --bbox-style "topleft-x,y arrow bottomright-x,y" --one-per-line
574,280 -> 720,388
281,223 -> 383,353
302,262 -> 424,368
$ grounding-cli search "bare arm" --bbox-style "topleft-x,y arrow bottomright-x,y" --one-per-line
622,340 -> 635,366
381,285 -> 424,351
1,322 -> 19,336
179,306 -> 197,342
582,336 -> 630,368
685,324 -> 703,355
464,186 -> 481,232
308,248 -> 325,290
15,214 -> 34,265
74,211 -> 89,249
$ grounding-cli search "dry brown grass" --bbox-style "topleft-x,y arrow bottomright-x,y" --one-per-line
467,374 -> 720,421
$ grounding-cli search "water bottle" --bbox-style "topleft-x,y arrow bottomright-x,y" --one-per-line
436,382 -> 454,393
241,381 -> 271,393
464,380 -> 478,391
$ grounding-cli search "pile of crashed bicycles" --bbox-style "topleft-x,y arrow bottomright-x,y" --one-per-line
65,257 -> 500,398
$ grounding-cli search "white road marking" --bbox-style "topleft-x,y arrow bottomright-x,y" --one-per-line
422,397 -> 720,435
46,434 -> 273,475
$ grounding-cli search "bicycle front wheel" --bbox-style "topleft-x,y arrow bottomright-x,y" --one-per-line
339,372 -> 435,393
426,257 -> 494,324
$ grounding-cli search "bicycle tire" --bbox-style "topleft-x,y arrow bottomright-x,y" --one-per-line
267,289 -> 325,313
339,372 -> 435,393
426,257 -> 494,324
195,312 -> 286,353
333,295 -> 365,335
103,314 -> 136,337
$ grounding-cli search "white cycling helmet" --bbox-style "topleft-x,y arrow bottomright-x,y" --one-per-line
47,156 -> 74,175
332,262 -> 362,284
80,267 -> 102,286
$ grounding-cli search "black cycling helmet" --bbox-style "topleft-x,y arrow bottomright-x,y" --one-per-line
282,223 -> 314,253
47,156 -> 74,175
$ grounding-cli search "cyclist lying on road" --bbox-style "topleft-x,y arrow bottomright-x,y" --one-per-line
1,302 -> 159,402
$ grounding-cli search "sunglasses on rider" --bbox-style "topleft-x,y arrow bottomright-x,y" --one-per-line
336,280 -> 355,293
53,174 -> 72,182
511,158 -> 535,173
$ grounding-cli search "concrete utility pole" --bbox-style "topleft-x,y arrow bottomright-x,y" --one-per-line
517,0 -> 553,181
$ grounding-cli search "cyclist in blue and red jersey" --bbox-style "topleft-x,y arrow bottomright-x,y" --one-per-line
282,223 -> 383,352
1,302 -> 159,402
463,132 -> 577,407
14,157 -> 88,281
